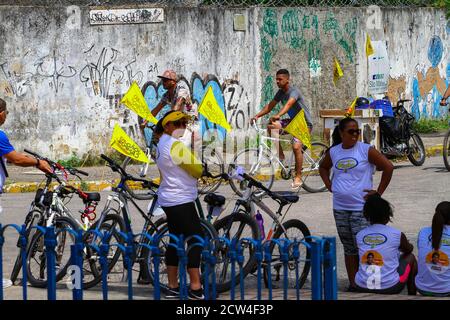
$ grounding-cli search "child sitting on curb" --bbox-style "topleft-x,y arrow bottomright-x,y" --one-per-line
354,194 -> 417,295
415,201 -> 450,297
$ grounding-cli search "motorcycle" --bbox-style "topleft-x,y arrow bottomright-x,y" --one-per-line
379,99 -> 426,166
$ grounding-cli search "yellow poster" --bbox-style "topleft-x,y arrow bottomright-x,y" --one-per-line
109,124 -> 149,163
120,82 -> 158,125
198,86 -> 231,132
283,110 -> 311,149
333,58 -> 344,86
366,34 -> 375,57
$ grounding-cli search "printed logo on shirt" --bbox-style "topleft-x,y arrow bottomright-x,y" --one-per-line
335,157 -> 358,172
427,233 -> 450,247
363,233 -> 387,247
361,250 -> 384,267
425,250 -> 449,274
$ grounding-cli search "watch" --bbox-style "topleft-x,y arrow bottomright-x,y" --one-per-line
35,158 -> 40,168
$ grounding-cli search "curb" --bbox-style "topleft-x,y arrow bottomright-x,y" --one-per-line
2,145 -> 445,193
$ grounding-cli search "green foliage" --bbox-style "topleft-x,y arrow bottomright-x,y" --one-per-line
57,152 -> 83,168
57,151 -> 127,168
433,0 -> 450,18
412,117 -> 450,134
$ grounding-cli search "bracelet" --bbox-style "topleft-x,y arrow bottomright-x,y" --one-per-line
35,158 -> 40,168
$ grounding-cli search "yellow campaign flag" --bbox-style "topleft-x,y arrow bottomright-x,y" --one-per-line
109,124 -> 149,163
345,97 -> 357,118
366,34 -> 374,57
120,82 -> 158,125
283,110 -> 311,149
333,58 -> 344,86
198,86 -> 231,132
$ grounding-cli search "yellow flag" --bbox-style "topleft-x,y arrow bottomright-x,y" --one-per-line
366,34 -> 374,57
120,82 -> 158,125
109,124 -> 149,163
333,58 -> 344,86
198,86 -> 231,132
345,97 -> 357,118
283,110 -> 311,149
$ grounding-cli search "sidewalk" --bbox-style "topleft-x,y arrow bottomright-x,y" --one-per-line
3,133 -> 446,193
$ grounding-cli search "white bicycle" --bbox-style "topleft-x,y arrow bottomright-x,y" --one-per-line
228,122 -> 329,196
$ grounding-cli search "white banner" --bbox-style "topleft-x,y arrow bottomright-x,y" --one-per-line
368,41 -> 390,95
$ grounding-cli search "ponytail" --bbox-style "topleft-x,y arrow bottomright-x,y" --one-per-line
431,201 -> 450,251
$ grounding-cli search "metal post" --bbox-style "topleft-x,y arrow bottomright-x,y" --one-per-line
126,232 -> 134,300
19,224 -> 28,301
255,241 -> 263,301
202,242 -> 210,300
100,242 -> 109,301
0,224 -> 4,301
281,241 -> 289,300
71,230 -> 84,301
264,243 -> 272,300
229,238 -> 237,300
292,241 -> 300,301
45,226 -> 57,301
237,242 -> 245,300
152,245 -> 161,301
177,235 -> 187,300
323,237 -> 338,300
310,240 -> 323,300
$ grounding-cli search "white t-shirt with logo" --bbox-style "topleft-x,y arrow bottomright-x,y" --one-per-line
155,133 -> 198,207
355,224 -> 401,290
415,226 -> 450,293
330,142 -> 375,211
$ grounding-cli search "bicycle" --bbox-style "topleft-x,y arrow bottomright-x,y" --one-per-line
212,165 -> 311,292
121,125 -> 225,199
228,121 -> 328,196
442,104 -> 450,171
84,154 -> 220,292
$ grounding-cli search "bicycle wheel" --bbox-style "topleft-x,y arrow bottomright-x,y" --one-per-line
10,209 -> 43,284
301,142 -> 328,193
82,212 -> 126,289
443,130 -> 450,171
142,217 -> 218,293
264,219 -> 311,290
407,132 -> 426,166
228,148 -> 274,197
198,145 -> 224,195
122,151 -> 156,200
213,212 -> 260,293
26,217 -> 77,288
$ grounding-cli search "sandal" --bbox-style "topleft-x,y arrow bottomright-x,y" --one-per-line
291,181 -> 303,190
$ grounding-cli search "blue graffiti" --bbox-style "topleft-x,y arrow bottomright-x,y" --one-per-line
428,36 -> 443,68
431,86 -> 441,118
411,78 -> 421,120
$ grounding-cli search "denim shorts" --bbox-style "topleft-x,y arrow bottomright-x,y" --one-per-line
333,209 -> 369,256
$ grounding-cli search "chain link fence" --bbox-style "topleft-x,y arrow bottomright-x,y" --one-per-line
1,0 -> 439,7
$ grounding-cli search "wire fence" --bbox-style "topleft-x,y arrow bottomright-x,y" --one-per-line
2,0 -> 440,7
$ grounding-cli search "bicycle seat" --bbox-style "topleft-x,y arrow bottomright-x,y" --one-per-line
204,193 -> 226,207
85,192 -> 101,202
272,191 -> 299,204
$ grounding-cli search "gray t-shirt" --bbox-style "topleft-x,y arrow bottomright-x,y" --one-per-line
274,86 -> 313,128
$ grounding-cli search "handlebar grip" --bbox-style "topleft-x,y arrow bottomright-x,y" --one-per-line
74,169 -> 89,176
24,149 -> 42,159
100,154 -> 115,165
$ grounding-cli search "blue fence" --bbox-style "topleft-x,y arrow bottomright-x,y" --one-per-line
0,224 -> 337,301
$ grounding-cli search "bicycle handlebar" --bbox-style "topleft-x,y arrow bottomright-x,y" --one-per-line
24,149 -> 89,177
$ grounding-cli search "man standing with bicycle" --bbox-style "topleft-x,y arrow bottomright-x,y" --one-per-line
0,98 -> 52,288
250,69 -> 313,190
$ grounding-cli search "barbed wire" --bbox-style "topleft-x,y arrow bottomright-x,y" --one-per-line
1,0 -> 438,7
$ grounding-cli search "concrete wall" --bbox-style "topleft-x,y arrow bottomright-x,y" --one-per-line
0,5 -> 447,159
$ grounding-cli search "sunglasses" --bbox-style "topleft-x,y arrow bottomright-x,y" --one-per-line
172,120 -> 188,127
345,129 -> 361,135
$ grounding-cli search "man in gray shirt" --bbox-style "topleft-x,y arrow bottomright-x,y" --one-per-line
251,69 -> 313,190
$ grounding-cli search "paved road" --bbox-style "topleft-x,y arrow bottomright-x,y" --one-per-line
1,155 -> 449,300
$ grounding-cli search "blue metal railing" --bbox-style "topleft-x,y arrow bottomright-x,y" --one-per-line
0,224 -> 337,301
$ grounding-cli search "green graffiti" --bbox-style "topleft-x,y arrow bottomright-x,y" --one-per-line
261,75 -> 275,110
308,38 -> 322,62
262,9 -> 279,38
312,15 -> 319,36
323,12 -> 339,35
281,10 -> 305,50
345,17 -> 358,59
261,37 -> 274,72
303,15 -> 310,29
322,12 -> 357,63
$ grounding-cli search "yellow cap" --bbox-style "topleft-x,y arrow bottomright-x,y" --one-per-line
162,111 -> 190,127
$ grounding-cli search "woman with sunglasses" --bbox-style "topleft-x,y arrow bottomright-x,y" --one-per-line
153,110 -> 205,300
319,117 -> 394,291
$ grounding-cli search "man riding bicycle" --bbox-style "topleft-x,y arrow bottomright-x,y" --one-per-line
250,69 -> 313,190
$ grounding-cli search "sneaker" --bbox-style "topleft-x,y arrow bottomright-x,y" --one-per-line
188,288 -> 204,300
165,287 -> 180,299
2,279 -> 12,289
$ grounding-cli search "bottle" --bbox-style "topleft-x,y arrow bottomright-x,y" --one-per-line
255,210 -> 265,240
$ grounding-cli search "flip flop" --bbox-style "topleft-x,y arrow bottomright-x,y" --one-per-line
291,181 -> 303,190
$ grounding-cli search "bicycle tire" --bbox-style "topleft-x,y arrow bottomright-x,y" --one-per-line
122,154 -> 156,201
263,219 -> 311,290
228,148 -> 274,197
26,216 -> 78,288
443,129 -> 450,171
141,217 -> 218,293
10,209 -> 42,284
407,132 -> 426,166
82,212 -> 126,289
198,145 -> 225,195
212,212 -> 260,293
301,142 -> 329,193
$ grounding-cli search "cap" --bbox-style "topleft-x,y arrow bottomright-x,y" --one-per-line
157,69 -> 177,81
161,111 -> 190,127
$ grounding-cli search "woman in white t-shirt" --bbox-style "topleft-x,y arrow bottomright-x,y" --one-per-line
415,201 -> 450,296
154,110 -> 205,300
355,195 -> 417,295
